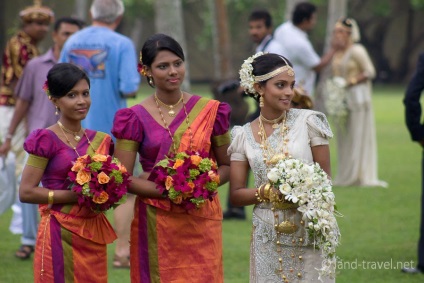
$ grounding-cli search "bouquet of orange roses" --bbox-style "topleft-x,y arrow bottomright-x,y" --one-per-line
67,154 -> 130,212
150,150 -> 220,210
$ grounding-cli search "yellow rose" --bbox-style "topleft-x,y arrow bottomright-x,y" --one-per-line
76,170 -> 91,185
71,161 -> 85,172
190,155 -> 202,166
92,154 -> 108,162
97,172 -> 110,184
173,159 -> 184,169
93,191 -> 109,204
165,176 -> 174,190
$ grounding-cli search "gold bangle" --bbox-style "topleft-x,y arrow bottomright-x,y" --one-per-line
263,183 -> 271,199
48,190 -> 54,205
255,188 -> 264,203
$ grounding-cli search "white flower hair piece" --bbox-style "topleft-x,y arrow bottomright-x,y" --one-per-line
239,52 -> 265,97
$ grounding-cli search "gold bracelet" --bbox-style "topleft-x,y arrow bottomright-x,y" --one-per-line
48,190 -> 54,205
263,183 -> 271,199
255,188 -> 264,203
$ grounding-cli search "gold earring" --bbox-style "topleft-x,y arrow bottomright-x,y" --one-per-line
259,95 -> 264,108
148,76 -> 154,86
55,106 -> 59,116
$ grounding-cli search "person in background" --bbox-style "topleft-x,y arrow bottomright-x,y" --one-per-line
0,17 -> 84,260
224,9 -> 284,220
403,52 -> 424,274
274,2 -> 339,96
19,63 -> 116,282
330,18 -> 386,188
112,33 -> 231,282
0,0 -> 54,260
60,0 -> 140,268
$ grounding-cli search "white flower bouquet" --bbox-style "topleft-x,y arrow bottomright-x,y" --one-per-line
324,76 -> 349,122
267,157 -> 341,280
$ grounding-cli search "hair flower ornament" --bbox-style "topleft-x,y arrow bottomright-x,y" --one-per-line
137,51 -> 148,76
239,52 -> 265,97
42,80 -> 50,96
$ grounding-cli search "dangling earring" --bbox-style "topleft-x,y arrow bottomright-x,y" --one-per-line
55,106 -> 59,116
259,94 -> 264,108
148,76 -> 154,86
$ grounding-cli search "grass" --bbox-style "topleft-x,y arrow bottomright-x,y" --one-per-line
1,83 -> 423,282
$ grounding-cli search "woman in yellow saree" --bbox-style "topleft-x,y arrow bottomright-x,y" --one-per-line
112,33 -> 231,282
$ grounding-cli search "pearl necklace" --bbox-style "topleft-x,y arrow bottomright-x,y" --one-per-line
154,92 -> 183,117
58,121 -> 82,142
154,92 -> 193,152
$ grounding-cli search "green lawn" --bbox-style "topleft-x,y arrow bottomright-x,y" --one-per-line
1,83 -> 423,282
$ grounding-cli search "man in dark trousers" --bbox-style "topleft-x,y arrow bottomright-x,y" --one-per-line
403,52 -> 424,274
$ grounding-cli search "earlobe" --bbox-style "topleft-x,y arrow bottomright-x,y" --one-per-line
253,83 -> 263,95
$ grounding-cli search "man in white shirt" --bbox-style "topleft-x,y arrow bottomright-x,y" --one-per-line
248,9 -> 284,55
274,2 -> 337,96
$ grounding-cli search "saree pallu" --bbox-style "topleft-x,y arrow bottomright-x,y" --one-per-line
125,98 -> 229,283
29,131 -> 117,283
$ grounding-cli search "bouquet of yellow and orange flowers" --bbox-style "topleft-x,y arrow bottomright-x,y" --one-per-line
67,154 -> 130,212
150,150 -> 220,210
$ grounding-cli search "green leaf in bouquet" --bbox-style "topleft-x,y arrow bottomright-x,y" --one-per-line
175,152 -> 189,159
89,161 -> 102,171
110,170 -> 123,184
155,158 -> 170,168
190,197 -> 205,207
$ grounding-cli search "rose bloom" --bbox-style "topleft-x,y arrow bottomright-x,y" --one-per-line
77,154 -> 89,163
71,161 -> 85,172
165,176 -> 174,190
190,155 -> 202,166
183,182 -> 195,197
173,159 -> 184,169
93,191 -> 109,204
117,163 -> 127,173
76,170 -> 91,185
97,171 -> 110,184
208,171 -> 220,184
92,154 -> 108,162
172,194 -> 183,204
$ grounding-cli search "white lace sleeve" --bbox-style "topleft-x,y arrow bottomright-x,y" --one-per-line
306,111 -> 334,147
227,126 -> 247,161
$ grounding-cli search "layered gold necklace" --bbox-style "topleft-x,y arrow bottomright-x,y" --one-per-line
153,91 -> 193,152
154,92 -> 183,117
258,111 -> 306,282
57,122 -> 96,157
58,121 -> 82,141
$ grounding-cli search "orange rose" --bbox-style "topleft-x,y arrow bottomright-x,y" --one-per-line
93,191 -> 109,204
171,194 -> 183,204
92,154 -> 108,162
165,176 -> 174,190
117,163 -> 127,174
211,161 -> 218,170
190,155 -> 202,166
77,154 -> 89,163
208,171 -> 220,184
71,161 -> 85,172
97,172 -> 110,184
173,159 -> 184,169
183,182 -> 195,198
76,170 -> 91,185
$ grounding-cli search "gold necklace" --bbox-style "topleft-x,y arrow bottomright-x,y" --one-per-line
154,92 -> 193,152
58,121 -> 82,141
260,112 -> 286,129
58,123 -> 96,157
154,92 -> 183,117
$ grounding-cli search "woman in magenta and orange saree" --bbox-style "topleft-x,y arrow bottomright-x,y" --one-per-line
19,63 -> 116,283
112,34 -> 231,283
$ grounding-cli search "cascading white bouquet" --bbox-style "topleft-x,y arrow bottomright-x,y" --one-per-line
324,76 -> 349,123
267,157 -> 341,280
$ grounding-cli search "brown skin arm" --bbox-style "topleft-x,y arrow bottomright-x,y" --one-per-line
212,143 -> 231,185
113,147 -> 162,198
311,144 -> 331,177
229,160 -> 262,207
19,164 -> 78,204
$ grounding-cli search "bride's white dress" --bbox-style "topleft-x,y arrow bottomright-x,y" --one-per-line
228,108 -> 335,283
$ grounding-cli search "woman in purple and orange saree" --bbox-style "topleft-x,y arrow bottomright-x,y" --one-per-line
112,34 -> 231,283
19,63 -> 117,283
